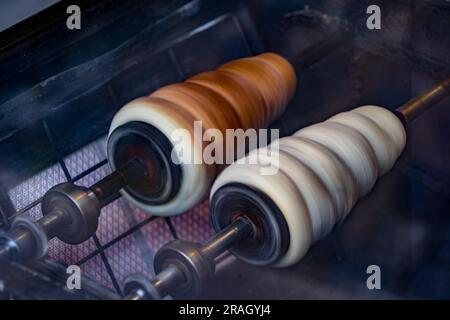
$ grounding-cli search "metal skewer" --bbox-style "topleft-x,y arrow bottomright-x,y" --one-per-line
122,75 -> 450,300
123,217 -> 254,300
0,159 -> 146,262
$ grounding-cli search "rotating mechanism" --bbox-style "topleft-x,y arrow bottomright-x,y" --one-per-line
0,159 -> 147,261
0,52 -> 297,263
122,76 -> 450,300
0,34 -> 349,264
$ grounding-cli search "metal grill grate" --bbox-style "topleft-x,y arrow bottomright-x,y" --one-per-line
4,129 -> 215,296
0,8 -> 254,297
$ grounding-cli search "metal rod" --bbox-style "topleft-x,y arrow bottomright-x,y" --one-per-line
39,209 -> 68,239
2,227 -> 36,261
150,264 -> 185,297
397,77 -> 450,123
124,289 -> 147,301
90,158 -> 147,207
0,158 -> 148,263
201,218 -> 253,259
0,240 -> 13,261
123,265 -> 185,300
0,209 -> 76,262
125,217 -> 254,300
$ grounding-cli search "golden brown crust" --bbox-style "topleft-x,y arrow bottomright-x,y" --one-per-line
254,53 -> 297,119
150,83 -> 217,132
257,53 -> 297,102
145,53 -> 296,168
188,71 -> 261,129
176,82 -> 241,134
219,59 -> 273,123
145,96 -> 218,179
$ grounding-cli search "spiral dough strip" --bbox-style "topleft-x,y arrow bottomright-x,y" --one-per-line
121,77 -> 449,300
211,105 -> 406,267
108,53 -> 296,216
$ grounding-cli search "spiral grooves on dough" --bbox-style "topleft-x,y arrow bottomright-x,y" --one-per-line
211,105 -> 406,267
109,53 -> 296,216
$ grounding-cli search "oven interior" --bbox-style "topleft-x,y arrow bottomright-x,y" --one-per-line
0,0 -> 449,299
